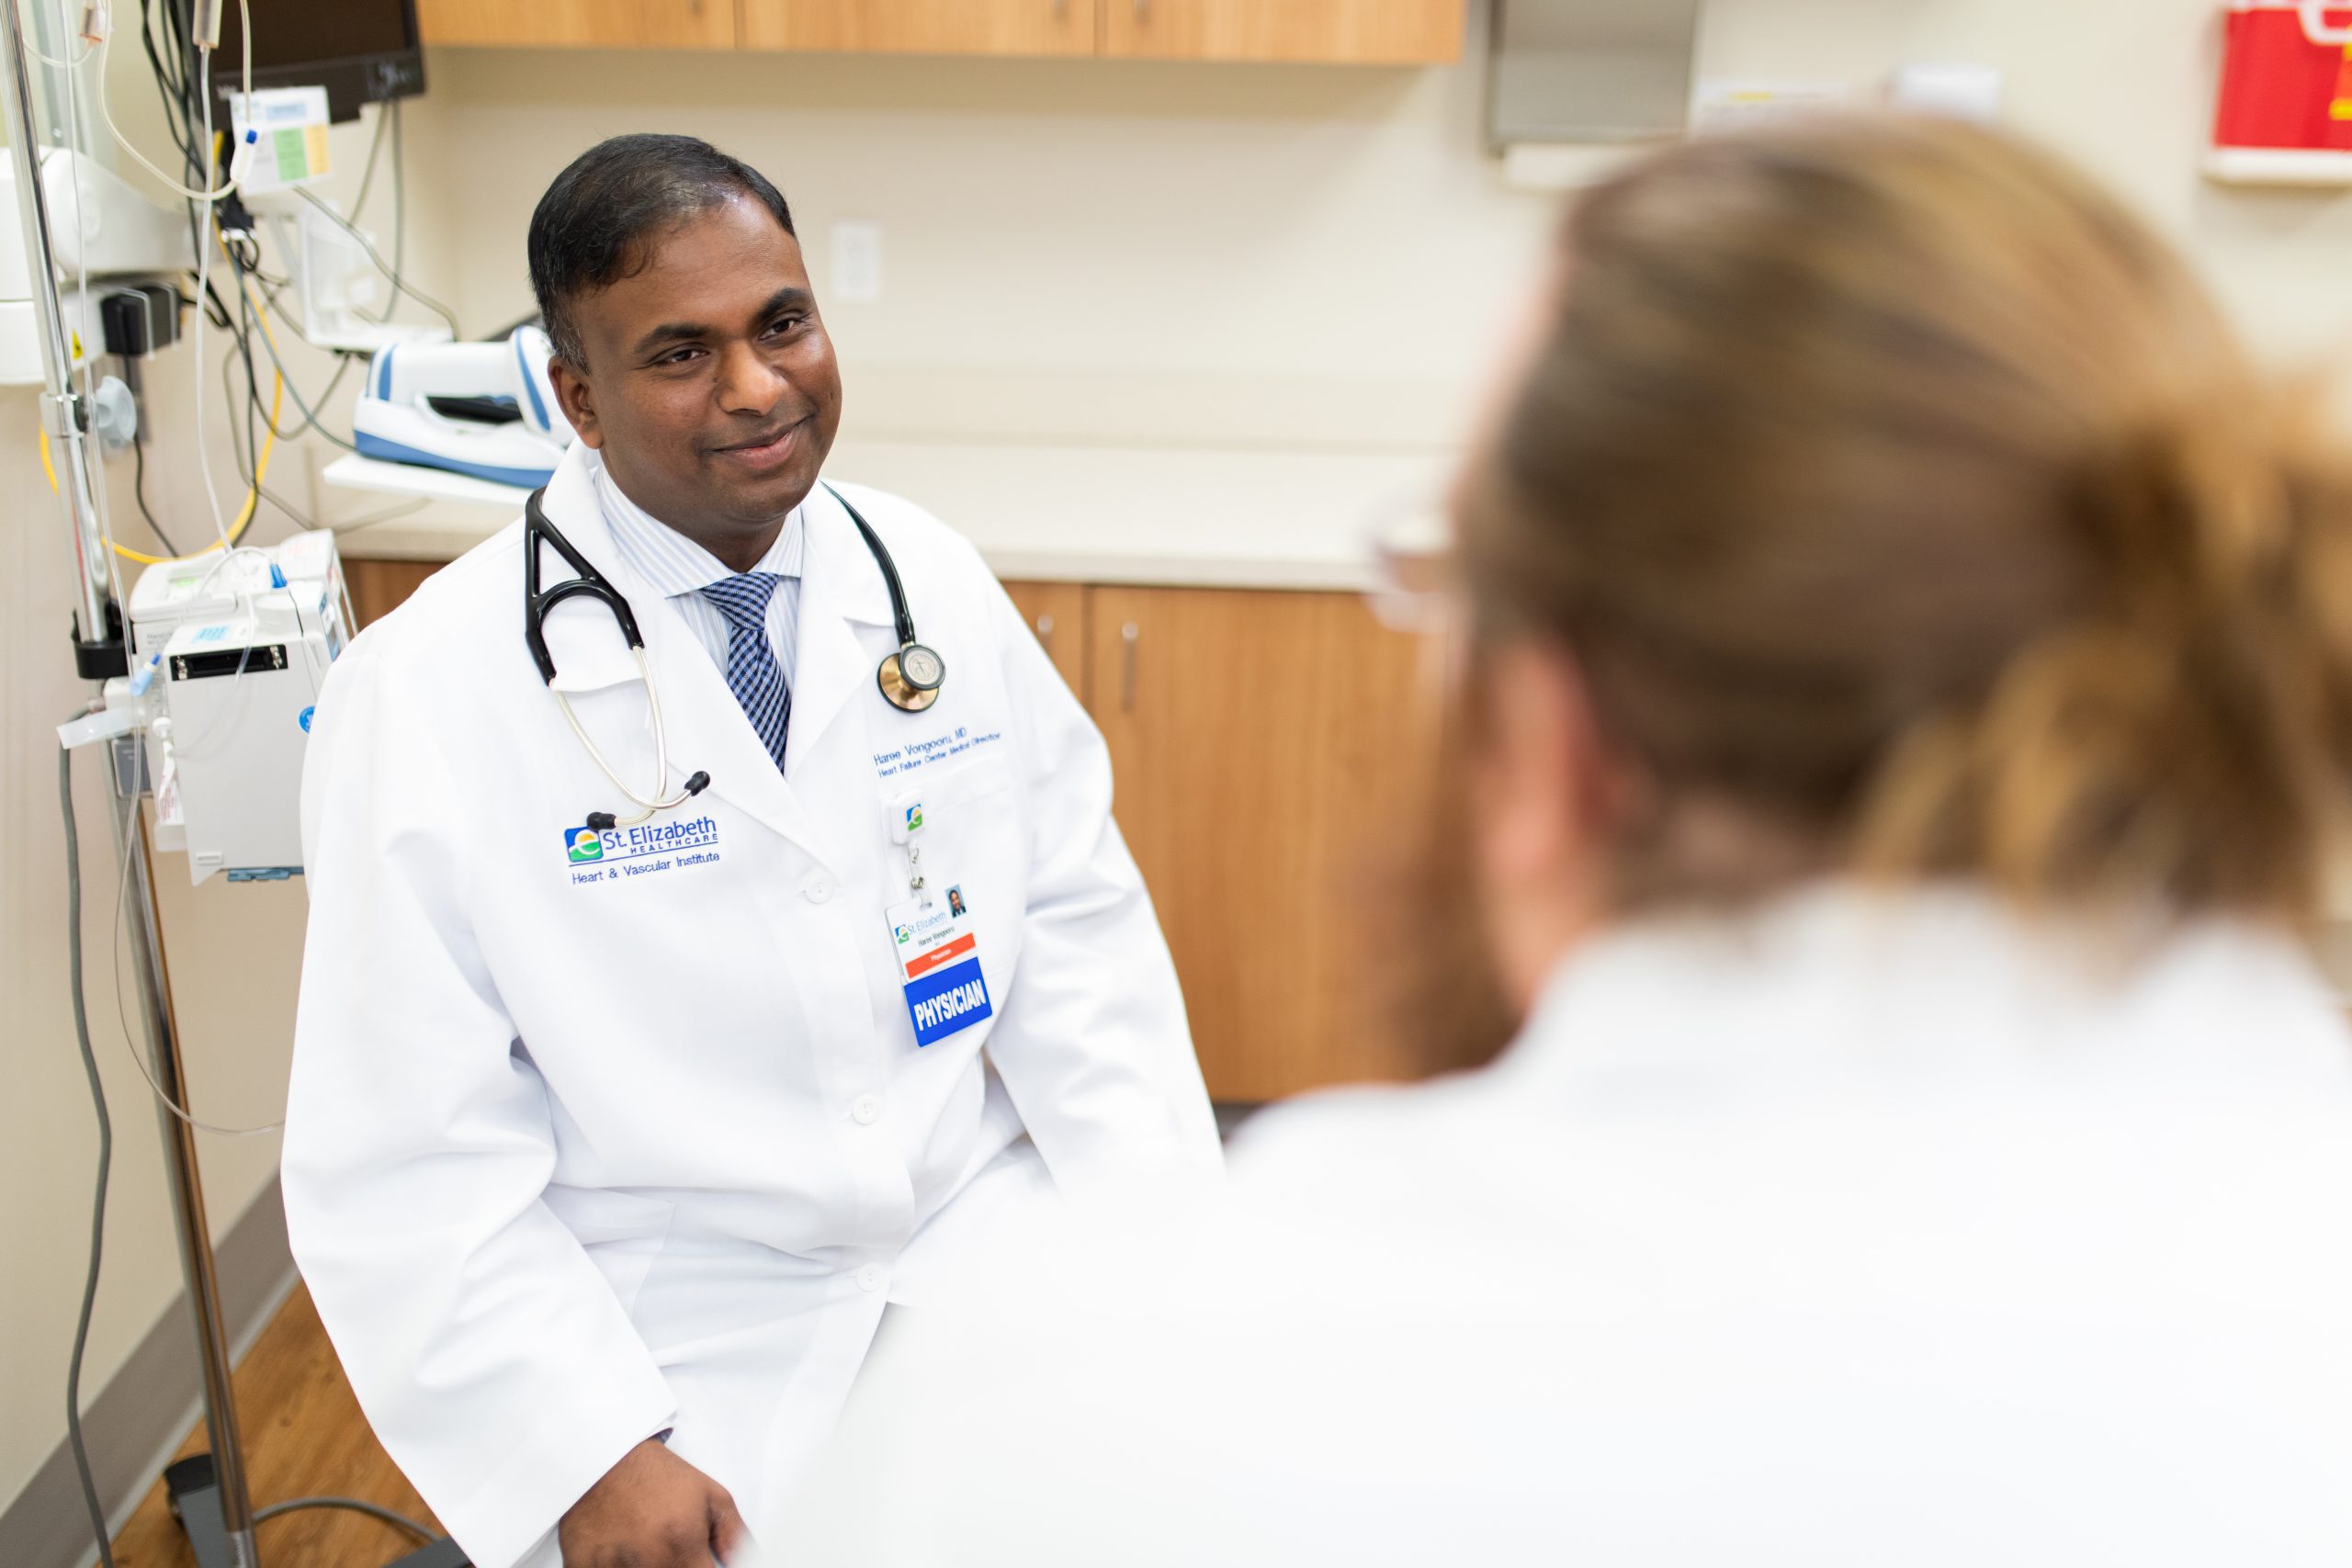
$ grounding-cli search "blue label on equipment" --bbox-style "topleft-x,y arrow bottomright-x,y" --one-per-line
298,705 -> 314,732
903,955 -> 992,1046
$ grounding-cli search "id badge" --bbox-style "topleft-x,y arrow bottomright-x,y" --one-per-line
885,886 -> 992,1046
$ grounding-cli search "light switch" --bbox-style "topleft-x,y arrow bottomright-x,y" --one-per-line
831,220 -> 883,304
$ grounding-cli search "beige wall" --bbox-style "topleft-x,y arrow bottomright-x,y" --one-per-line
7,0 -> 2350,1538
413,0 -> 2351,455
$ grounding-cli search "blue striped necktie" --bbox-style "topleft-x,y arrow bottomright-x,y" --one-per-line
697,572 -> 792,772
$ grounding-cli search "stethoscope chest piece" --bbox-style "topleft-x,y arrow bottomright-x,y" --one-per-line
878,642 -> 947,713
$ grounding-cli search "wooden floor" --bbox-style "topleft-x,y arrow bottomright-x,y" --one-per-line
112,1285 -> 447,1568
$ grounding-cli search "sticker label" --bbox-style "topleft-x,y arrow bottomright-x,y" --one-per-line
560,815 -> 721,886
887,886 -> 991,1046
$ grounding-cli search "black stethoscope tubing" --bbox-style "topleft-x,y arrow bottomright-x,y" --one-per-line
525,480 -> 945,828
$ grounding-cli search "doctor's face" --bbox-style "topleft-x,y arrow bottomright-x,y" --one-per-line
550,196 -> 843,543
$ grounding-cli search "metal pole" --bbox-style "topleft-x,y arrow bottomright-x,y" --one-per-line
0,0 -> 111,649
111,747 -> 258,1568
5,0 -> 259,1560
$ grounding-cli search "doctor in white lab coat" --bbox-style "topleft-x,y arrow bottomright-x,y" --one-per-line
281,133 -> 1218,1568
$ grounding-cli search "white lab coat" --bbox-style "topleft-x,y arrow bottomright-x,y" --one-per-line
796,883 -> 2352,1565
280,443 -> 1219,1568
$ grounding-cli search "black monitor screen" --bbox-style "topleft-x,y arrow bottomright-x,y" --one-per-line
206,0 -> 424,121
220,6 -> 410,70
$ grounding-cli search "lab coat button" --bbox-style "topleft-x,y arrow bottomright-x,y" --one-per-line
804,875 -> 835,903
852,1094 -> 881,1125
856,1264 -> 884,1292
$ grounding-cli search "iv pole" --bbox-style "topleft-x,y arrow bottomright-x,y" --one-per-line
12,0 -> 468,1553
0,1 -> 263,1562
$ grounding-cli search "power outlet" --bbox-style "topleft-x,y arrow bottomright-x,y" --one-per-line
831,220 -> 883,304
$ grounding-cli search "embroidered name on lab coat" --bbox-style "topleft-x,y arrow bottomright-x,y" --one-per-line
872,727 -> 1001,779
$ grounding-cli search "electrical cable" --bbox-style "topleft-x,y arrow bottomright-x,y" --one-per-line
348,96 -> 391,222
254,1495 -> 435,1541
232,261 -> 357,449
294,185 -> 459,339
192,92 -> 230,547
100,728 -> 282,1138
96,0 -> 248,202
59,740 -> 121,1568
129,427 -> 183,557
39,355 -> 277,564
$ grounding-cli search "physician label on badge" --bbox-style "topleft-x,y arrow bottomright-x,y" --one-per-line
886,886 -> 992,1045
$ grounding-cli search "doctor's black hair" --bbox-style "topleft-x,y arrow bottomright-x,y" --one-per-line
527,133 -> 797,368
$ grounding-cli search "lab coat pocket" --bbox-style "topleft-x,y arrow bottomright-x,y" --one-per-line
931,753 -> 1012,804
540,1185 -> 675,1316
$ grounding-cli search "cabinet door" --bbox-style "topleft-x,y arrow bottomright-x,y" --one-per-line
1100,0 -> 1465,63
415,0 -> 734,49
1090,585 -> 1430,1101
743,0 -> 1098,55
343,558 -> 444,629
1000,580 -> 1091,705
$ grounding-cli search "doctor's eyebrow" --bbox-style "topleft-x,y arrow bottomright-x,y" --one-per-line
629,288 -> 815,358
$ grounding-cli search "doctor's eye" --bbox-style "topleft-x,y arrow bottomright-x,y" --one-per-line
763,313 -> 810,340
653,344 -> 708,367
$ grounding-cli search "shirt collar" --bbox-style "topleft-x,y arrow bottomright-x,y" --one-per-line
587,446 -> 805,601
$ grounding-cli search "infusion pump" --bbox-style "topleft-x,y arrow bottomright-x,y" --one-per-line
120,534 -> 348,885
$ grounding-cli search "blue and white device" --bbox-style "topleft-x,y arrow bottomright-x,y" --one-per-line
353,323 -> 574,489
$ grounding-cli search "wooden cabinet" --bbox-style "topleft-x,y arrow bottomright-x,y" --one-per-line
1001,579 -> 1091,703
414,0 -> 734,49
340,557 -> 1427,1100
421,0 -> 1463,62
742,0 -> 1098,56
1101,0 -> 1464,63
1086,585 -> 1425,1100
345,558 -> 442,629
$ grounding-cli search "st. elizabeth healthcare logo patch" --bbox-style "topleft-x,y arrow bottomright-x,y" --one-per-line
566,826 -> 605,863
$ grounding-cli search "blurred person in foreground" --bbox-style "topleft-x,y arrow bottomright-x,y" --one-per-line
781,117 -> 2352,1565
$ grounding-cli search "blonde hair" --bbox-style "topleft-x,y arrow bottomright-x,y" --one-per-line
1459,116 -> 2352,918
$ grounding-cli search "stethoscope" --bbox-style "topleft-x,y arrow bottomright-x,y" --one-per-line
524,481 -> 946,831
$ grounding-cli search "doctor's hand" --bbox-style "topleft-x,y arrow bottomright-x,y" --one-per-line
559,1438 -> 751,1568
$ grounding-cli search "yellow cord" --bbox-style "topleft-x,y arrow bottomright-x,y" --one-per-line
44,281 -> 286,567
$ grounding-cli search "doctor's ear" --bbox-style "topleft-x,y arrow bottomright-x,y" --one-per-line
548,355 -> 605,451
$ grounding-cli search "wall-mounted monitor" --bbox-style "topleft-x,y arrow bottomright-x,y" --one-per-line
204,0 -> 425,124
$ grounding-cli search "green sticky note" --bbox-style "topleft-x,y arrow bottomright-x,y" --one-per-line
273,128 -> 307,182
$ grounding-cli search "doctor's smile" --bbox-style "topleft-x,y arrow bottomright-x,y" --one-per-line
707,415 -> 812,476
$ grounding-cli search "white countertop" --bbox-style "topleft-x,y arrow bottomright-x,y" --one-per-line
326,437 -> 1452,592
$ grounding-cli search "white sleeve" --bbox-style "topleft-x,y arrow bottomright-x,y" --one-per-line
974,572 -> 1223,1193
281,646 -> 676,1568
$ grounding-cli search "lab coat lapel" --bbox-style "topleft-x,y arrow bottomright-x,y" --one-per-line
783,483 -> 898,787
534,451 -> 835,864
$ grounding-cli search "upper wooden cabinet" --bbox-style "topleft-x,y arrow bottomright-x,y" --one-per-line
743,1 -> 1098,56
415,0 -> 734,49
1101,0 -> 1464,63
421,0 -> 1464,62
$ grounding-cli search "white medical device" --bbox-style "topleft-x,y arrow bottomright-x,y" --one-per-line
354,323 -> 575,488
121,534 -> 349,885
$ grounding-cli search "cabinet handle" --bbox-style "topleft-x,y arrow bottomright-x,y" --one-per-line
1121,621 -> 1140,712
1133,0 -> 1148,15
1035,612 -> 1056,658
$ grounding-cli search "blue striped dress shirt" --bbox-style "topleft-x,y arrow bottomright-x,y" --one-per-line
588,448 -> 807,692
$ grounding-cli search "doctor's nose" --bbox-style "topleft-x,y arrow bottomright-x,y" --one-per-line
714,339 -> 790,417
